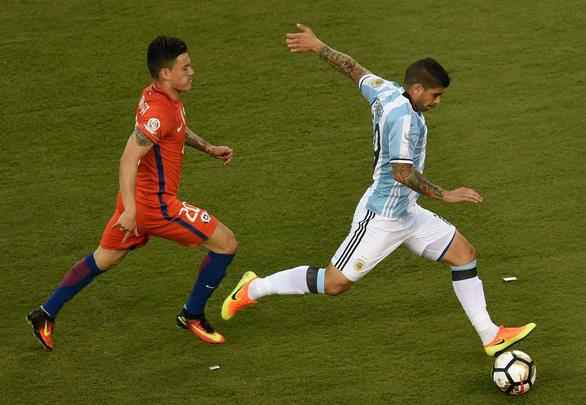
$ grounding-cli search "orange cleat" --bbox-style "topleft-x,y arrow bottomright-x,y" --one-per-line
484,323 -> 536,357
176,310 -> 225,344
221,271 -> 258,320
27,307 -> 55,351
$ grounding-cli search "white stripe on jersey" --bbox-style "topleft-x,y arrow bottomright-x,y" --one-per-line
383,182 -> 402,217
397,114 -> 413,163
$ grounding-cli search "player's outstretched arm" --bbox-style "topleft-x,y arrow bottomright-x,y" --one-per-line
186,127 -> 233,165
392,163 -> 483,204
286,23 -> 371,85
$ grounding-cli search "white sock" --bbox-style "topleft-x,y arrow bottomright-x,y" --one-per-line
249,265 -> 312,300
452,276 -> 499,345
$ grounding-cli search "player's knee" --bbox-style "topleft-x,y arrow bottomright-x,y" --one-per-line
324,271 -> 353,296
222,229 -> 238,254
230,235 -> 239,254
93,247 -> 126,271
325,281 -> 352,296
464,244 -> 477,263
211,228 -> 238,255
94,258 -> 117,271
444,232 -> 477,266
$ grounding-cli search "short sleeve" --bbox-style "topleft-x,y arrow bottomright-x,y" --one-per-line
358,74 -> 400,105
135,101 -> 171,144
386,113 -> 415,164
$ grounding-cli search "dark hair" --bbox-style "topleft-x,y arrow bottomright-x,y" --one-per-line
147,36 -> 188,78
404,58 -> 450,89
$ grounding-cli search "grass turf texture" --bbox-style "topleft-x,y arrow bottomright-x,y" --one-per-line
2,0 -> 586,403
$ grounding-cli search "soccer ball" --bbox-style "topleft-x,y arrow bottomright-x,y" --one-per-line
492,350 -> 536,395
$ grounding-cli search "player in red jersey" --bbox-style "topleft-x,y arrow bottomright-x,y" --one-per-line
27,36 -> 236,350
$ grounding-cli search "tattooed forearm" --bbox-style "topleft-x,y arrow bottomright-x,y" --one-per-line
411,171 -> 445,200
392,163 -> 445,200
318,45 -> 370,84
133,128 -> 154,147
185,127 -> 211,153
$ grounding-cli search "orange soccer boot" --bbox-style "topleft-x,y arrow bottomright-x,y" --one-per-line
484,323 -> 537,356
221,271 -> 258,320
27,307 -> 55,351
176,309 -> 225,344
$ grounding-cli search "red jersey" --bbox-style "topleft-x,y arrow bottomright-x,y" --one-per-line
100,84 -> 219,251
134,84 -> 187,207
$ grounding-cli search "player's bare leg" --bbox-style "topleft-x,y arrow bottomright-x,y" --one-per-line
27,247 -> 128,351
440,230 -> 475,267
323,264 -> 353,295
203,221 -> 238,255
177,221 -> 238,344
93,247 -> 129,270
442,231 -> 535,356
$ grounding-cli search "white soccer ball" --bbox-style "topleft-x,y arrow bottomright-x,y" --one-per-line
492,350 -> 537,395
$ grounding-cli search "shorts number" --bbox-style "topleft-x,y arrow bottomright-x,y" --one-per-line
179,202 -> 211,223
179,202 -> 200,223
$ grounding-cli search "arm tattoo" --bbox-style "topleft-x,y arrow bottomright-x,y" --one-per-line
133,128 -> 153,147
393,163 -> 445,200
185,127 -> 211,153
318,45 -> 370,84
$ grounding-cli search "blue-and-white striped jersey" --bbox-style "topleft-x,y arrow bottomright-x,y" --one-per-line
358,74 -> 428,218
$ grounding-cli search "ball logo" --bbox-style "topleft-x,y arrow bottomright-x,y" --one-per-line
200,211 -> 211,223
145,117 -> 160,135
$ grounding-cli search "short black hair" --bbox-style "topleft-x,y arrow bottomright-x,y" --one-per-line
147,36 -> 188,78
404,58 -> 450,89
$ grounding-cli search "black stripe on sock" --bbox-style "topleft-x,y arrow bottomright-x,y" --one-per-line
306,266 -> 319,294
451,268 -> 478,281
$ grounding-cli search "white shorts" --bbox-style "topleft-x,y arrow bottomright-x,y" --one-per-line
330,203 -> 456,282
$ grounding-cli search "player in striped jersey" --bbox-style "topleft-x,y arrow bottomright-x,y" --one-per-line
223,24 -> 535,356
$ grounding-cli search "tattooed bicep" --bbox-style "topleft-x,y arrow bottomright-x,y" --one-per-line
132,127 -> 154,147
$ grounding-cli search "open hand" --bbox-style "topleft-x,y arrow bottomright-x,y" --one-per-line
443,187 -> 483,204
286,23 -> 324,54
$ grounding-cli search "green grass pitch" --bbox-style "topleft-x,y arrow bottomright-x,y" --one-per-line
2,0 -> 586,403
